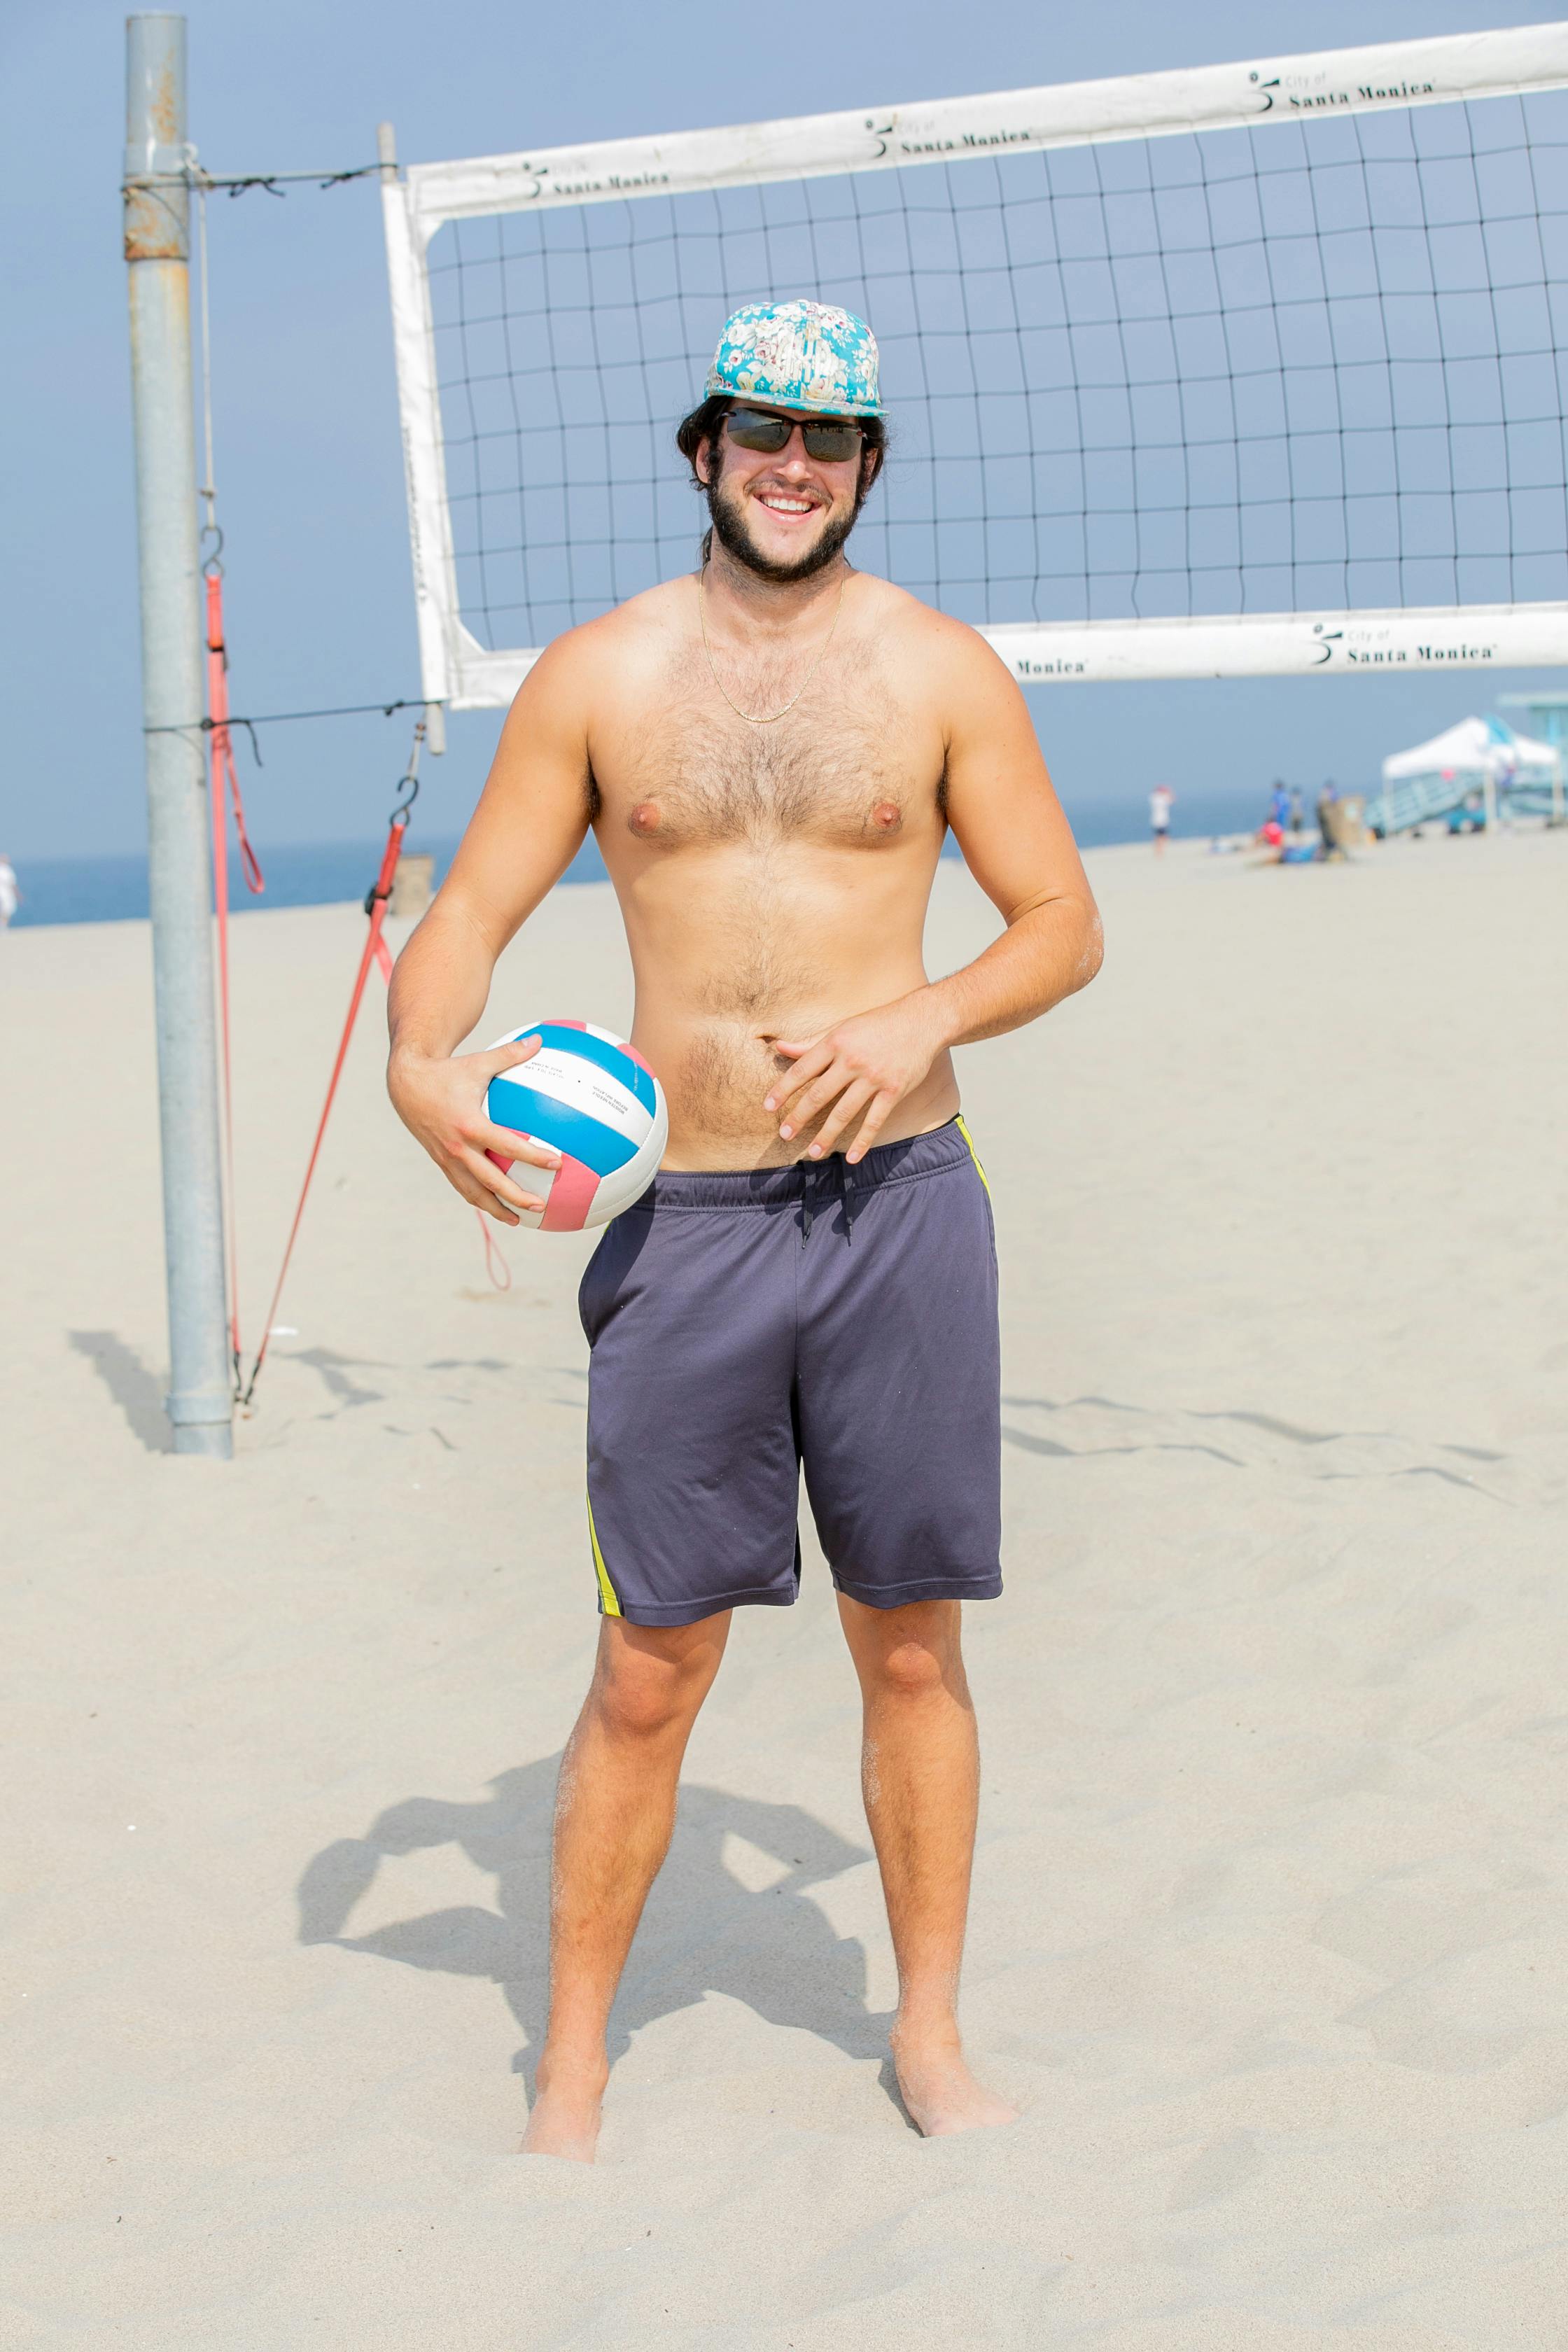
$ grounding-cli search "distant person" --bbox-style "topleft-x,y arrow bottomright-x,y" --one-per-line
1149,783 -> 1174,854
0,853 -> 18,928
1269,780 -> 1291,831
1288,785 -> 1304,837
1315,782 -> 1338,853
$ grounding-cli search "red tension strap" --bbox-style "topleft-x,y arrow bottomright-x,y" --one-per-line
240,813 -> 408,1404
206,566 -> 264,1382
205,572 -> 263,894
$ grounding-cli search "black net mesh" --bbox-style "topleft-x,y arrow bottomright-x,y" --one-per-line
426,90 -> 1568,650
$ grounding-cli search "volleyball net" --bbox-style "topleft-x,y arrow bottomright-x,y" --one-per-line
379,25 -> 1568,704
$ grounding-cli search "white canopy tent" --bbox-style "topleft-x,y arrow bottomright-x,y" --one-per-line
1378,715 -> 1562,832
1382,714 -> 1560,783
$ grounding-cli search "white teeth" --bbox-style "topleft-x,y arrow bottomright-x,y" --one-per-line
760,496 -> 813,513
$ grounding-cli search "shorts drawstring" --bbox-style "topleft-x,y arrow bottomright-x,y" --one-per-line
799,1152 -> 854,1243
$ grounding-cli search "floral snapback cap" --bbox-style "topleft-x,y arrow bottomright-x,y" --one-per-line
704,299 -> 883,416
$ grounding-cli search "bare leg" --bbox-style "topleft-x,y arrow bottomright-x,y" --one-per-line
521,1610 -> 731,2161
837,1595 -> 1017,2137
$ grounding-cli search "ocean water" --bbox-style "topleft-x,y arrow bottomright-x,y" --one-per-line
7,836 -> 485,930
7,788 -> 1270,930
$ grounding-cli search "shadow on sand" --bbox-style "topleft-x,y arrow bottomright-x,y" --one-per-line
299,1759 -> 890,2096
69,1329 -> 171,1453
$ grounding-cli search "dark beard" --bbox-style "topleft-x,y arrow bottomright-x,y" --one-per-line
705,459 -> 865,584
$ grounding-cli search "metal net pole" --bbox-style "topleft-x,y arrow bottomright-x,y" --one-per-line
124,13 -> 233,1457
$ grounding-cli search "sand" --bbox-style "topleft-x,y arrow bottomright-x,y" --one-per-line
3,825 -> 1567,2348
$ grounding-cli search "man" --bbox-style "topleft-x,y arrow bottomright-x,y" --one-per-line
0,852 -> 18,928
1149,782 -> 1174,853
387,299 -> 1102,2162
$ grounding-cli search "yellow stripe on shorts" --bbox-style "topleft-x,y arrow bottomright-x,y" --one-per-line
586,1491 -> 622,1617
954,1113 -> 991,1198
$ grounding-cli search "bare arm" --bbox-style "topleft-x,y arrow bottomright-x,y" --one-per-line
386,637 -> 597,1222
767,623 -> 1102,1161
915,629 -> 1102,1043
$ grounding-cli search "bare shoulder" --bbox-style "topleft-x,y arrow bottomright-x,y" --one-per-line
523,579 -> 690,698
852,575 -> 1018,715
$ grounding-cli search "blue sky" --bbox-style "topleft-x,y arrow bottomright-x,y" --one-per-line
4,0 -> 1566,860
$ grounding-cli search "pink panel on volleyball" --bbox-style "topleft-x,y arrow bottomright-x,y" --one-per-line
540,1152 -> 601,1233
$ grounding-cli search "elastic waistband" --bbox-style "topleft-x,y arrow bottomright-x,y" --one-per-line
630,1116 -> 975,1212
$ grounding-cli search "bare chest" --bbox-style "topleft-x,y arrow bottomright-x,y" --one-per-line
594,652 -> 941,852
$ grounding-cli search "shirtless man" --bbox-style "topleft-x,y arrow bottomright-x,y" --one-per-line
387,300 -> 1102,2162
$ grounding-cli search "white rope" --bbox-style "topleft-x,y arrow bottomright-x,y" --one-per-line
196,180 -> 218,558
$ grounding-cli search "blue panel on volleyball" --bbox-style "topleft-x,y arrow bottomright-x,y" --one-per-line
486,1077 -> 641,1177
519,1023 -> 658,1116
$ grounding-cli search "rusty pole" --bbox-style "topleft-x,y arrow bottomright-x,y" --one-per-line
125,14 -> 232,1457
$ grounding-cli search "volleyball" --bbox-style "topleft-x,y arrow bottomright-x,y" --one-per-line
484,1020 -> 667,1232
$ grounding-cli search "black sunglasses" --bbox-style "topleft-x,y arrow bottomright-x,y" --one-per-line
724,406 -> 865,463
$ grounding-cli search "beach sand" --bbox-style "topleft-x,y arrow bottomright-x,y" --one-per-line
3,827 -> 1566,2347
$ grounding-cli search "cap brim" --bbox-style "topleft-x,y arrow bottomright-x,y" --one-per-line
704,374 -> 883,417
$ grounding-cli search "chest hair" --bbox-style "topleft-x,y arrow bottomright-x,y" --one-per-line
612,652 -> 927,848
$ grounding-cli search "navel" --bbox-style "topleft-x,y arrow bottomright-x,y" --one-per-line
629,799 -> 663,836
869,800 -> 903,834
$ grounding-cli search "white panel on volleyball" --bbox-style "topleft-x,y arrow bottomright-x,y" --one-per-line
381,24 -> 1568,704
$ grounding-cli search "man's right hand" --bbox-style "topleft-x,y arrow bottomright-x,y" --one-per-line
387,1034 -> 563,1225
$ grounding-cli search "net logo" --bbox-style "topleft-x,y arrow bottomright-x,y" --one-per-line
1311,624 -> 1500,667
867,115 -> 1037,161
505,161 -> 673,203
1249,69 -> 1436,114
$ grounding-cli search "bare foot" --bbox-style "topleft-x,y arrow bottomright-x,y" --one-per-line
891,2023 -> 1018,2138
518,2059 -> 608,2163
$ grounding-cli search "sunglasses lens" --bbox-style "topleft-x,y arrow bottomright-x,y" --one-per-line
725,409 -> 864,462
726,411 -> 791,453
803,424 -> 862,461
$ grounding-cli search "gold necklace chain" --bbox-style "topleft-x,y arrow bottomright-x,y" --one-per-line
697,564 -> 846,727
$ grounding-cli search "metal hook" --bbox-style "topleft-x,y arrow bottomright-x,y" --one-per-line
388,717 -> 425,827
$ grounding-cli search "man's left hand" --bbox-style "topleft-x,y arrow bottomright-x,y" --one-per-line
764,992 -> 948,1163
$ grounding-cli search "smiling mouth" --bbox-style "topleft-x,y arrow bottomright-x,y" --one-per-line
753,491 -> 820,517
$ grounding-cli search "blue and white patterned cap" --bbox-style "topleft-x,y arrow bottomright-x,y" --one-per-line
704,299 -> 882,417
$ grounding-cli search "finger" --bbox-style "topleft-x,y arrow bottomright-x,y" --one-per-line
482,1032 -> 543,1076
481,1124 -> 562,1172
769,1051 -> 839,1125
806,1078 -> 874,1161
474,1149 -> 548,1214
463,1144 -> 547,1215
763,1042 -> 831,1113
442,1158 -> 521,1224
779,1064 -> 855,1140
476,1198 -> 522,1226
844,1089 -> 899,1164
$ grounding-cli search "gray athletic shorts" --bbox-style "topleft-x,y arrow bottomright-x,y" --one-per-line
578,1116 -> 1002,1628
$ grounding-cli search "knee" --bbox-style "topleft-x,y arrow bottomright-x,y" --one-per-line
872,1634 -> 954,1704
593,1646 -> 708,1743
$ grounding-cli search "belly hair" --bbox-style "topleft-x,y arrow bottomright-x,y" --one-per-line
677,1026 -> 788,1133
